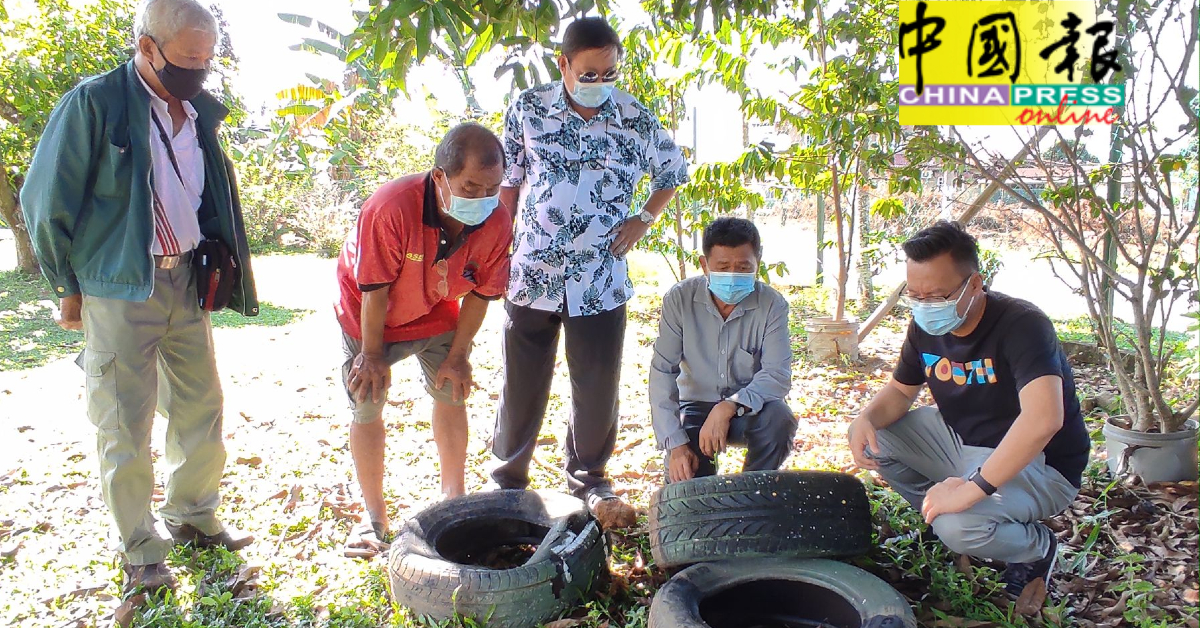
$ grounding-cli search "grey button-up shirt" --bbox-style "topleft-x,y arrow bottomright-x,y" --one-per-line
649,276 -> 793,450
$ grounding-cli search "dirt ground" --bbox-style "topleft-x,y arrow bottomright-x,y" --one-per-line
0,240 -> 1196,626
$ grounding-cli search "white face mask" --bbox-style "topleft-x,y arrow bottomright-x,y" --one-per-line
437,169 -> 498,226
570,81 -> 614,108
565,59 -> 616,108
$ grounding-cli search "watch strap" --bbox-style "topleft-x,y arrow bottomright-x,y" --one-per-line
968,468 -> 997,496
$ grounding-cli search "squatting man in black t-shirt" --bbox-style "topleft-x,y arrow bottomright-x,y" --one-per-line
846,221 -> 1090,599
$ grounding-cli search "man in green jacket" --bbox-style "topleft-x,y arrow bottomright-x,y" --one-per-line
21,0 -> 258,595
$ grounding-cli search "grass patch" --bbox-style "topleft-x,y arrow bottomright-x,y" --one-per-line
1053,315 -> 1189,355
0,270 -> 84,371
247,241 -> 316,256
0,269 -> 308,370
212,302 -> 309,329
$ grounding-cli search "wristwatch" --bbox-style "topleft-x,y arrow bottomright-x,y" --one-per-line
636,209 -> 656,225
725,399 -> 748,417
968,467 -> 997,496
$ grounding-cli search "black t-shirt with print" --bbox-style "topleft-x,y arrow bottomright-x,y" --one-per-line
893,291 -> 1090,488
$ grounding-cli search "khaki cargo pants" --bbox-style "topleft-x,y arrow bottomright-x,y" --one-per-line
78,262 -> 226,565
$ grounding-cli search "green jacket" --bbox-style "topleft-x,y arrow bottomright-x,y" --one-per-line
20,61 -> 258,316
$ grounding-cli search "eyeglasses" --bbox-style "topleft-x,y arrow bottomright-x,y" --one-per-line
901,275 -> 973,308
576,69 -> 620,84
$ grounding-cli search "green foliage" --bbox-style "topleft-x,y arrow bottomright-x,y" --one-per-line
1180,311 -> 1200,382
0,268 -> 83,370
349,0 -> 787,92
0,268 -> 308,370
1053,315 -> 1190,362
229,92 -> 462,254
0,0 -> 134,183
1041,139 -> 1101,164
272,15 -> 395,184
861,483 -> 1046,626
978,247 -> 1004,286
211,302 -> 310,328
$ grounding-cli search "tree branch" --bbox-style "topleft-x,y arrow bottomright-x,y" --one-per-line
0,96 -> 20,125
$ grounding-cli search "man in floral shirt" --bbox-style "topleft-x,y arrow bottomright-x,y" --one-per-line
493,17 -> 689,526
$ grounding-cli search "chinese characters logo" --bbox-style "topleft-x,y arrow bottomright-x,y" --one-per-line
899,1 -> 1126,126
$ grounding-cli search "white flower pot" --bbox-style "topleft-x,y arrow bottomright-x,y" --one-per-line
1102,417 -> 1199,483
805,317 -> 860,362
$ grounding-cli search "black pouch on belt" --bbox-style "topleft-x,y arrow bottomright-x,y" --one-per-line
194,238 -> 236,311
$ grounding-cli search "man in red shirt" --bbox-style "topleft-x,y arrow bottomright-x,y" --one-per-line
334,123 -> 511,558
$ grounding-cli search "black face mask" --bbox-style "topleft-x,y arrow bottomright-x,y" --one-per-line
152,41 -> 209,101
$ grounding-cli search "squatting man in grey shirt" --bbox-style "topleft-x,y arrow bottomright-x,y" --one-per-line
649,217 -> 797,482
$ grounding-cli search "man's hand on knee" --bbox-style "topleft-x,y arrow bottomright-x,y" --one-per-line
847,416 -> 880,470
921,476 -> 987,524
435,353 -> 476,403
349,352 -> 391,404
699,401 -> 736,456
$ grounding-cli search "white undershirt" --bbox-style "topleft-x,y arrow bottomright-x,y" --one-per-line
135,71 -> 204,255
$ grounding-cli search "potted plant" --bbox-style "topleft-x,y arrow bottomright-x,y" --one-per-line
944,3 -> 1198,480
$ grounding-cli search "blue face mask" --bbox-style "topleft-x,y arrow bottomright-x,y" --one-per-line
438,170 -> 498,226
910,283 -> 977,336
570,81 -> 615,108
707,271 -> 756,305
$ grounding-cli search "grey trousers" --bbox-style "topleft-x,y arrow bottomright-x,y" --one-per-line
491,301 -> 626,498
664,400 -> 797,482
340,331 -> 462,423
79,263 -> 226,565
867,406 -> 1078,564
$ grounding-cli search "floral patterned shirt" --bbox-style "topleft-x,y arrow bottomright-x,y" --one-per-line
502,82 -> 690,316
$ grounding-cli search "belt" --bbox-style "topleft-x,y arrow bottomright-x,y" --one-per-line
154,249 -> 194,269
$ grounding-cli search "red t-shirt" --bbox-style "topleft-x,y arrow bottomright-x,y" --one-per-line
335,172 -> 512,342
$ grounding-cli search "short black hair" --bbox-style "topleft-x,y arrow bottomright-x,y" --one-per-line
703,217 -> 763,259
433,122 -> 505,177
902,220 -> 980,275
562,17 -> 623,59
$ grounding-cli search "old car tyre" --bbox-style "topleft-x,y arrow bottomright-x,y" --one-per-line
648,558 -> 916,628
388,490 -> 607,628
649,470 -> 872,569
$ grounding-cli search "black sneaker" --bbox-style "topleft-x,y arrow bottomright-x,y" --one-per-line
1002,532 -> 1058,597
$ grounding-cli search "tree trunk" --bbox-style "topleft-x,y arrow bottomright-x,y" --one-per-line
857,185 -> 873,305
831,160 -> 847,322
0,167 -> 38,275
815,194 -> 825,286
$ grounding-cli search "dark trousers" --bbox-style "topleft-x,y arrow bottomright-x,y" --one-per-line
665,400 -> 797,483
492,301 -> 626,497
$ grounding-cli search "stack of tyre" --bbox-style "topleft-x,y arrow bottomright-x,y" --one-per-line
384,471 -> 916,628
647,470 -> 917,628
